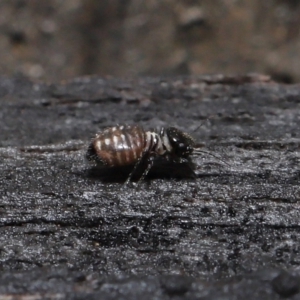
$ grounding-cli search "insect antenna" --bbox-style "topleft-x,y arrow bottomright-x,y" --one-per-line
190,114 -> 232,167
191,114 -> 217,133
192,147 -> 231,167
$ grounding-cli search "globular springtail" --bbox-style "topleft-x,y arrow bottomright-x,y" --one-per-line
86,125 -> 227,184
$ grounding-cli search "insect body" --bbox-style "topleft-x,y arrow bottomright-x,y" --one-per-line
86,125 -> 196,183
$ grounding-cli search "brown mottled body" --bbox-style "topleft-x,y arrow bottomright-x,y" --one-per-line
86,124 -> 199,183
87,125 -> 147,167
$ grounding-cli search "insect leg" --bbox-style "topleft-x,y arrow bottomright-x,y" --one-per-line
136,155 -> 156,183
169,155 -> 197,178
123,152 -> 156,186
123,151 -> 150,185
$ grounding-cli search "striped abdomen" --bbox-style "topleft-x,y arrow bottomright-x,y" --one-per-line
86,125 -> 147,167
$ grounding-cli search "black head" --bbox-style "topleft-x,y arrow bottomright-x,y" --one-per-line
166,127 -> 195,157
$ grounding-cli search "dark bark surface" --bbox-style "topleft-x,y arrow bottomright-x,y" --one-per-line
1,74 -> 300,299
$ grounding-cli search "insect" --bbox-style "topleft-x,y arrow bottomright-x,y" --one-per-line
86,124 -> 218,184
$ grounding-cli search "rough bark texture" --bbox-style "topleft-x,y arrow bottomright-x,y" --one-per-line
1,74 -> 300,299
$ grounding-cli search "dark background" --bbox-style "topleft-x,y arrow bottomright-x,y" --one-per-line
1,0 -> 300,82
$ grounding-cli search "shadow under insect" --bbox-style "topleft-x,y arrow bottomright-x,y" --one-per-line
86,157 -> 196,183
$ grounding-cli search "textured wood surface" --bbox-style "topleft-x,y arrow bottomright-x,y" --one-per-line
0,74 -> 300,299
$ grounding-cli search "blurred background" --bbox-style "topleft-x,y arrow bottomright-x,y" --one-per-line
1,0 -> 300,83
